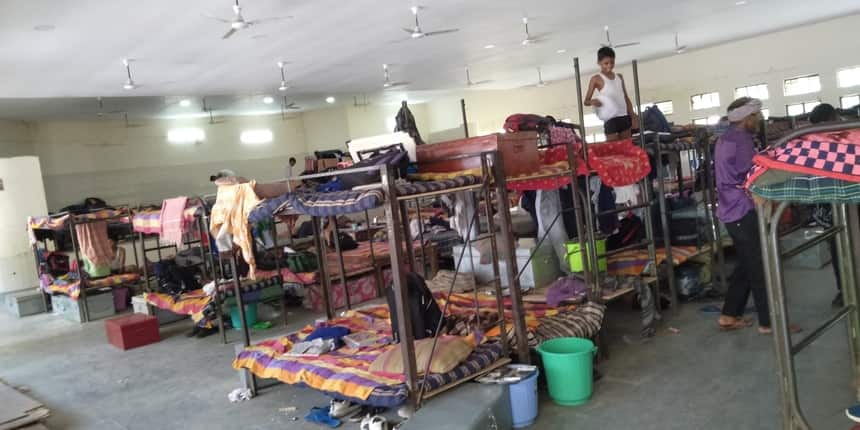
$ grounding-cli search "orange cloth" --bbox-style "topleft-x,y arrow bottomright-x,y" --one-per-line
210,181 -> 261,278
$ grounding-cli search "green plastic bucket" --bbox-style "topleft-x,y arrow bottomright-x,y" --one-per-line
229,303 -> 258,330
565,240 -> 607,273
536,337 -> 597,406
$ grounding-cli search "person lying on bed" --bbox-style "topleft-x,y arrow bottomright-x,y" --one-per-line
715,97 -> 800,334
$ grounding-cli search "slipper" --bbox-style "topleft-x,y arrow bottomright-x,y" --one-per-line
305,406 -> 341,428
759,324 -> 802,335
329,399 -> 361,419
718,319 -> 753,331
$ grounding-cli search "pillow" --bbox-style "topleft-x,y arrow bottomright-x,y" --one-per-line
370,335 -> 475,375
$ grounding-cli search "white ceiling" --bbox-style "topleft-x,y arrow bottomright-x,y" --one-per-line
0,0 -> 858,119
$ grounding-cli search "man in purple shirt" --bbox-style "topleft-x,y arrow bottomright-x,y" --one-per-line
714,97 -> 771,332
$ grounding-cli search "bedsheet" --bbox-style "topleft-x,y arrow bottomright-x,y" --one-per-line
587,140 -> 651,187
45,272 -> 140,300
746,129 -> 860,187
133,204 -> 203,234
232,306 -> 504,407
144,290 -> 211,325
305,268 -> 392,312
607,246 -> 699,276
749,175 -> 860,203
29,208 -> 130,232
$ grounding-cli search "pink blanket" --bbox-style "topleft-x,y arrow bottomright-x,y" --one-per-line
160,197 -> 188,245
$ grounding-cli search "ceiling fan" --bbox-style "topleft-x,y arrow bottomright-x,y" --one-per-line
201,97 -> 226,124
402,6 -> 458,39
122,59 -> 138,90
276,61 -> 290,91
382,64 -> 409,89
205,0 -> 292,40
674,33 -> 687,54
465,67 -> 491,87
535,67 -> 548,87
280,96 -> 300,119
521,17 -> 546,46
601,25 -> 639,49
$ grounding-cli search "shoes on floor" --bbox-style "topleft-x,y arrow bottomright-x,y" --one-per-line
846,404 -> 860,423
195,326 -> 218,338
360,415 -> 388,430
833,292 -> 844,308
329,399 -> 361,419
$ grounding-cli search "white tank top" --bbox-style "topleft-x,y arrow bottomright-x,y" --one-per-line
595,72 -> 627,121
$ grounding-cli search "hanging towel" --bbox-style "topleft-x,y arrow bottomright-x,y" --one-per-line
210,181 -> 261,278
75,221 -> 114,268
160,196 -> 188,245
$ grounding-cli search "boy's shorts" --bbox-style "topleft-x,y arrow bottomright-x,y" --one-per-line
604,115 -> 632,135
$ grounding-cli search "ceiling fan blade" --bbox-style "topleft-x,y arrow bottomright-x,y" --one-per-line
614,41 -> 640,48
203,14 -> 233,23
248,16 -> 292,25
222,28 -> 238,39
403,28 -> 417,34
424,29 -> 459,37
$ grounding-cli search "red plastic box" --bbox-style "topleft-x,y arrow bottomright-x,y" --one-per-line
105,314 -> 160,350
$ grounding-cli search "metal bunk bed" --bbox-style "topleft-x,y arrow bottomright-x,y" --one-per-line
230,149 -> 530,411
135,198 -> 215,294
571,58 -> 675,310
751,121 -> 860,430
30,206 -> 141,323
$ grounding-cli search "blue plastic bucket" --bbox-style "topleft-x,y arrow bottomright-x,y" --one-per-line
508,369 -> 539,428
229,303 -> 258,329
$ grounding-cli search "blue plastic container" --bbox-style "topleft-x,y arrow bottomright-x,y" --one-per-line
229,303 -> 258,329
508,369 -> 539,428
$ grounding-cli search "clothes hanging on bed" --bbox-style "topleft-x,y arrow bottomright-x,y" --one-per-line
451,191 -> 478,241
160,196 -> 188,245
74,221 -> 114,277
537,189 -> 571,274
210,181 -> 261,278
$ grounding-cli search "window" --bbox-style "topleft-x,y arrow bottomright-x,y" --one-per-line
735,84 -> 769,100
166,128 -> 205,144
240,129 -> 273,144
691,92 -> 720,110
692,115 -> 721,126
640,100 -> 674,115
583,113 -> 603,127
784,75 -> 821,96
841,95 -> 860,110
587,133 -> 607,143
838,66 -> 860,88
785,101 -> 820,116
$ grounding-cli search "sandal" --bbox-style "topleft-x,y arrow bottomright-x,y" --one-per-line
718,318 -> 753,331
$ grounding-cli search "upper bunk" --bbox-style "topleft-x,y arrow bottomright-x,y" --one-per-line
746,121 -> 860,204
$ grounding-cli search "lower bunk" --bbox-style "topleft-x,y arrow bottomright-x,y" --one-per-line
232,295 -> 605,407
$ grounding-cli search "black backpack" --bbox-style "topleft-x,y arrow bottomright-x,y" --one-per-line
386,272 -> 446,343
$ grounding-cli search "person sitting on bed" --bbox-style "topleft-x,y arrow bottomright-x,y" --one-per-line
809,103 -> 845,307
715,97 -> 800,334
584,47 -> 637,141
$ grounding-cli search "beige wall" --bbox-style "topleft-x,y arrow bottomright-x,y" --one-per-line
0,120 -> 34,158
32,115 -> 306,210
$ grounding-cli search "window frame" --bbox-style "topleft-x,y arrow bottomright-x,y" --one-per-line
690,92 -> 721,111
837,66 -> 860,89
735,83 -> 770,100
783,74 -> 822,97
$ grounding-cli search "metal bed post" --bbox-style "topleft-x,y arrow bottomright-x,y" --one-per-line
270,217 -> 289,326
381,164 -> 420,410
329,215 -> 351,310
651,131 -> 678,310
461,98 -> 469,138
701,132 -> 728,292
631,59 -> 662,309
365,209 -> 384,298
311,217 -> 335,320
68,216 -> 89,323
480,153 -> 510,357
761,201 -> 811,430
836,204 -> 860,400
491,151 -> 530,364
228,252 -> 256,395
573,57 -> 602,292
848,204 -> 860,400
